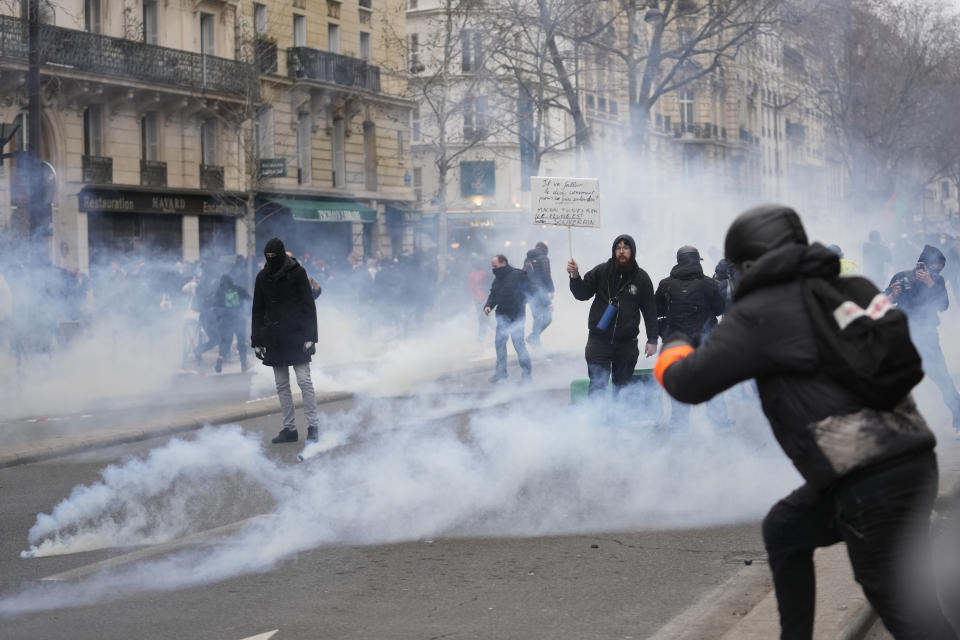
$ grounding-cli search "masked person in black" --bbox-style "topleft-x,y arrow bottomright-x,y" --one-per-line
567,234 -> 658,398
484,254 -> 532,383
212,274 -> 251,374
251,237 -> 320,444
655,205 -> 954,640
887,244 -> 960,432
655,245 -> 726,429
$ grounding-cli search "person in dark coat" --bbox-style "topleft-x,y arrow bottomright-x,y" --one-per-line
655,205 -> 954,639
655,245 -> 726,428
523,241 -> 554,348
886,243 -> 960,431
212,274 -> 251,373
567,234 -> 658,397
484,254 -> 532,383
251,237 -> 320,444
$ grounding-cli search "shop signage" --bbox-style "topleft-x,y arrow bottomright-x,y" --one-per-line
78,188 -> 245,217
259,158 -> 287,178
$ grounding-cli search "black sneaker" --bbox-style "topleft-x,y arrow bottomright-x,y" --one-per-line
307,426 -> 318,443
271,427 -> 299,444
489,373 -> 508,383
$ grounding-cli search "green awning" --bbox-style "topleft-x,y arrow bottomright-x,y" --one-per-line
268,197 -> 377,223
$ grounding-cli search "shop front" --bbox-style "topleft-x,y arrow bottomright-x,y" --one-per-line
78,186 -> 246,269
256,196 -> 378,270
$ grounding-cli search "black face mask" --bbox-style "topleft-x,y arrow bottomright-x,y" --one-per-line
265,253 -> 285,272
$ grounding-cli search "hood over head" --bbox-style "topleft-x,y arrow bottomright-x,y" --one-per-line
725,204 -> 808,271
264,237 -> 286,272
610,234 -> 639,272
918,244 -> 946,267
734,242 -> 839,300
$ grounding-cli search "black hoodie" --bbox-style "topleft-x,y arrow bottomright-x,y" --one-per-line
570,234 -> 658,344
661,242 -> 936,489
251,255 -> 318,367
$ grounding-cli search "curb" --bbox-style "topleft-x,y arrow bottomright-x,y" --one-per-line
0,391 -> 353,469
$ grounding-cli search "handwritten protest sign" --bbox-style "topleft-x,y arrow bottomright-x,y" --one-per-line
531,177 -> 600,228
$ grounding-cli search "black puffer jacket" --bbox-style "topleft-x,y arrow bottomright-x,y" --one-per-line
251,256 -> 318,367
655,261 -> 724,343
485,264 -> 529,320
661,243 -> 936,489
570,234 -> 658,345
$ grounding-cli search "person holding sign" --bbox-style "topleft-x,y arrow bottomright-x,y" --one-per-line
567,234 -> 659,397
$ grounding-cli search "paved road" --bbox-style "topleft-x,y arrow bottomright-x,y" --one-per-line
0,380 -> 772,640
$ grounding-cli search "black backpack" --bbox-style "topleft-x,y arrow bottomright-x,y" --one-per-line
664,279 -> 708,339
802,275 -> 923,410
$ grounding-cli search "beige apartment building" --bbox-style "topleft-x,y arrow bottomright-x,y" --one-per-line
0,0 -> 414,274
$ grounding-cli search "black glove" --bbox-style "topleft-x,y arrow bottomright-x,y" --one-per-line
254,346 -> 266,360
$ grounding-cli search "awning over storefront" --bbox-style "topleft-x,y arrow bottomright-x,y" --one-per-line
266,197 -> 377,223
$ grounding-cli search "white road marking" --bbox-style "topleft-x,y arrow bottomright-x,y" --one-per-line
237,631 -> 278,640
40,515 -> 275,581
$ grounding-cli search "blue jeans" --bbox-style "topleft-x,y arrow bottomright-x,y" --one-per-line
273,364 -> 319,431
762,452 -> 954,639
494,315 -> 531,377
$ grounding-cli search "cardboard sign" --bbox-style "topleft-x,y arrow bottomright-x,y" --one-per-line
531,177 -> 600,228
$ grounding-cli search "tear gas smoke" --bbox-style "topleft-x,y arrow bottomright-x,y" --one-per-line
2,387 -> 797,617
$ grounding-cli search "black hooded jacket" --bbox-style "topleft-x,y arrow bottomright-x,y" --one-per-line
485,264 -> 529,320
570,234 -> 658,345
251,255 -> 318,367
523,246 -> 554,298
660,243 -> 936,489
655,260 -> 725,343
885,244 -> 949,330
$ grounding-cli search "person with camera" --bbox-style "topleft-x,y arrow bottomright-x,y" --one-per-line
655,205 -> 955,639
567,234 -> 658,398
251,237 -> 320,444
887,244 -> 960,431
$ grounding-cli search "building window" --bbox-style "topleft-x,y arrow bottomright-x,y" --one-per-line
13,112 -> 27,151
396,130 -> 404,159
679,90 -> 694,131
332,118 -> 346,187
142,0 -> 158,44
943,181 -> 951,200
83,105 -> 103,156
293,14 -> 306,47
201,118 -> 217,166
84,0 -> 100,33
327,0 -> 340,19
585,94 -> 594,110
408,0 -> 417,8
255,106 -> 274,158
411,105 -> 421,142
363,121 -> 378,191
598,97 -> 607,112
610,100 -> 618,115
461,29 -> 483,72
328,23 -> 340,53
360,31 -> 371,60
297,112 -> 311,185
413,166 -> 422,202
253,3 -> 267,36
141,113 -> 159,161
409,33 -> 422,72
200,12 -> 215,55
463,96 -> 487,139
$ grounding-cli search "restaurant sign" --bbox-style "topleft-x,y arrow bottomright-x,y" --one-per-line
78,188 -> 245,217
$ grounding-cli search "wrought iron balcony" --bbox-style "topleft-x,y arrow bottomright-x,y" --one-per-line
200,164 -> 224,190
141,160 -> 167,187
0,15 -> 256,99
82,155 -> 112,184
287,47 -> 381,92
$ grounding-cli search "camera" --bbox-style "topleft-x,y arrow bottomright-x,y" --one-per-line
916,262 -> 927,273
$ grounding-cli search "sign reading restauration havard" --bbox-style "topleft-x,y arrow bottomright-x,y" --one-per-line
531,177 -> 600,228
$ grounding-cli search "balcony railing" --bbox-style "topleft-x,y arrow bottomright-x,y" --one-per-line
82,155 -> 112,184
141,159 -> 167,187
287,47 -> 381,92
200,164 -> 224,190
0,15 -> 256,99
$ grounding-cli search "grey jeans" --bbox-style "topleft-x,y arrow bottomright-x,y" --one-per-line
273,364 -> 319,431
